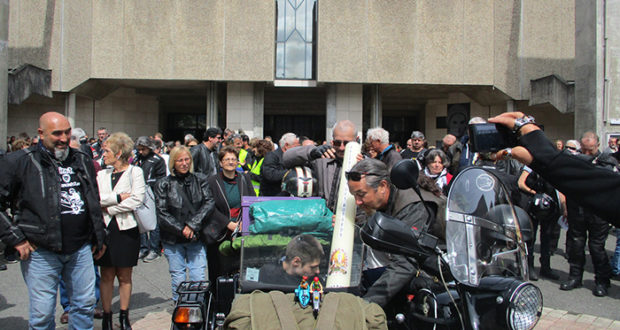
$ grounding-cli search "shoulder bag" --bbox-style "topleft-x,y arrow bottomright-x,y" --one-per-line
129,166 -> 157,233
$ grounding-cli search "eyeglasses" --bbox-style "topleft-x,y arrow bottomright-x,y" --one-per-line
175,157 -> 191,163
332,140 -> 352,147
345,171 -> 382,181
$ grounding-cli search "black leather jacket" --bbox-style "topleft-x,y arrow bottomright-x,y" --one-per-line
132,151 -> 167,187
155,172 -> 215,244
190,143 -> 218,177
0,145 -> 106,252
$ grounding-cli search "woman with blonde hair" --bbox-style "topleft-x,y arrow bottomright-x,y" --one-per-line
154,146 -> 215,302
96,132 -> 145,330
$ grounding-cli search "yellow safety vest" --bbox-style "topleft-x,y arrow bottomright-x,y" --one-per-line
248,157 -> 263,196
239,148 -> 248,165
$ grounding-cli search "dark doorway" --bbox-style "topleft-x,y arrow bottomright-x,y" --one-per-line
264,114 -> 326,143
383,115 -> 422,147
263,86 -> 326,143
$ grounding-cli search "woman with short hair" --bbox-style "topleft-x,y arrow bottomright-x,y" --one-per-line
97,132 -> 144,330
154,146 -> 215,302
206,146 -> 255,285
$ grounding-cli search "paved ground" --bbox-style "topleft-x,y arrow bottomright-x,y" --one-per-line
0,229 -> 618,329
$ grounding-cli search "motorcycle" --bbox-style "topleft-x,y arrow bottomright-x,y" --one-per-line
360,160 -> 543,329
171,160 -> 543,329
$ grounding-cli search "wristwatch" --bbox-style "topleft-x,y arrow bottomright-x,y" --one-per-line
512,115 -> 537,135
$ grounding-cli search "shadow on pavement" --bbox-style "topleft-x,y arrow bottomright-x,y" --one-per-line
0,316 -> 29,329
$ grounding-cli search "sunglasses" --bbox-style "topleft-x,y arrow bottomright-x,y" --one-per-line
566,146 -> 576,151
345,171 -> 382,181
332,140 -> 352,147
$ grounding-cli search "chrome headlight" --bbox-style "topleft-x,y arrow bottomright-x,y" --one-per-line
506,282 -> 543,330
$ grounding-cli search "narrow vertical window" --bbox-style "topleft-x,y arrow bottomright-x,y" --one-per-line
276,0 -> 317,80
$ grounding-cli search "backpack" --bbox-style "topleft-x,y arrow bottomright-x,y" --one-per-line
224,290 -> 387,330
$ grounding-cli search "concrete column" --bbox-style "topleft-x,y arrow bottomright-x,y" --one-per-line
65,93 -> 76,128
506,100 -> 515,113
574,0 -> 604,138
0,0 -> 9,148
226,82 -> 262,138
253,83 -> 264,139
369,84 -> 382,128
325,83 -> 363,142
206,82 -> 218,128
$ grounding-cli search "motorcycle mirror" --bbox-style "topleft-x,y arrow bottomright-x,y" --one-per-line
390,159 -> 419,190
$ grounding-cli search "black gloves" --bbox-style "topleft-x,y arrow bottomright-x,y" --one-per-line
310,145 -> 333,160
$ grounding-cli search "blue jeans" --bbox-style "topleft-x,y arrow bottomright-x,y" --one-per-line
612,228 -> 620,276
60,264 -> 101,312
140,223 -> 161,254
163,241 -> 207,301
21,243 -> 96,330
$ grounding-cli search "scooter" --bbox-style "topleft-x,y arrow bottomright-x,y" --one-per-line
360,160 -> 543,329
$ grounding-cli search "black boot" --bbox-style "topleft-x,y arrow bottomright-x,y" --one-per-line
539,257 -> 560,280
102,312 -> 113,330
119,310 -> 132,330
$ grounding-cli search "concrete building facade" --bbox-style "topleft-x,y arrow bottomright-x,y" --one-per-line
4,0 -> 613,147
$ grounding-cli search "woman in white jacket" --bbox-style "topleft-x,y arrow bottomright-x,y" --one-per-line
96,132 -> 145,330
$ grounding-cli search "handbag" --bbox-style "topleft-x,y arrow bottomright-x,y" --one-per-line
200,175 -> 248,245
129,166 -> 157,233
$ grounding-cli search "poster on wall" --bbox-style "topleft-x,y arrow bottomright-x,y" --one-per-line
447,103 -> 470,138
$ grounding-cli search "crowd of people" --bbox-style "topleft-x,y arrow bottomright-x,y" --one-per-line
1,111 -> 619,329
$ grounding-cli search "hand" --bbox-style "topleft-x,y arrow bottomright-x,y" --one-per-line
227,221 -> 239,231
15,240 -> 36,260
182,225 -> 194,240
119,193 -> 131,201
355,153 -> 364,162
488,111 -> 540,136
92,244 -> 107,260
331,214 -> 336,227
310,145 -> 336,160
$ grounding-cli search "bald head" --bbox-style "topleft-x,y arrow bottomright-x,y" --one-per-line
580,131 -> 600,156
39,112 -> 70,131
38,112 -> 72,158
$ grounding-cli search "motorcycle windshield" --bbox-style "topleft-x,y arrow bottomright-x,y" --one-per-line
445,167 -> 528,286
237,227 -> 365,293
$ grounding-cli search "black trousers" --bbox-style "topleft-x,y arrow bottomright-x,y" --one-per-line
566,202 -> 612,284
527,210 -> 558,268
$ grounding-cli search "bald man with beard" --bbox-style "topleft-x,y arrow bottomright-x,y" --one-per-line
0,112 -> 106,329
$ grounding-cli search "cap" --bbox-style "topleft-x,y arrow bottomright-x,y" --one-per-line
135,136 -> 155,150
411,131 -> 425,140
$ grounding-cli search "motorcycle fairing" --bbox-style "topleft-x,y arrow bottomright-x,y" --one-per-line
445,167 -> 529,287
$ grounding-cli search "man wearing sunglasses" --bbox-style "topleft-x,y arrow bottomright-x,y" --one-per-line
345,158 -> 445,308
282,120 -> 359,211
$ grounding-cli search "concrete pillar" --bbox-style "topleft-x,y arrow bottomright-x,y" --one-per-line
325,83 -> 363,142
206,82 -> 218,128
226,82 -> 262,138
65,93 -> 76,128
369,84 -> 382,128
253,83 -> 264,139
574,0 -> 605,138
0,0 -> 8,148
506,100 -> 515,113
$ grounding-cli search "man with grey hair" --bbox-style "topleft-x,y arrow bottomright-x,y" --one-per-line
260,132 -> 299,196
283,120 -> 358,210
561,131 -> 613,296
92,127 -> 109,164
71,128 -> 94,159
366,127 -> 401,170
346,158 -> 445,307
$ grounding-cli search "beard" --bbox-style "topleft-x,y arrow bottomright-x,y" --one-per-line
54,147 -> 70,161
